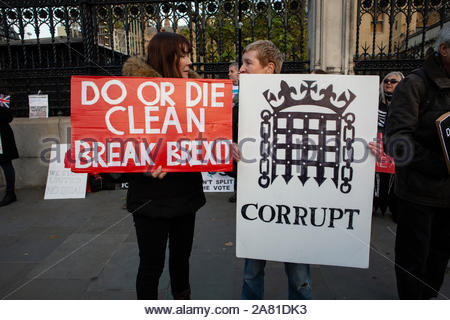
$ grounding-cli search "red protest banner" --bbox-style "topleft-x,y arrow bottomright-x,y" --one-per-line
375,132 -> 395,174
70,76 -> 233,173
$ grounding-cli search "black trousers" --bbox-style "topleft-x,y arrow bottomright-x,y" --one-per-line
0,160 -> 15,193
373,172 -> 395,215
133,212 -> 196,300
395,198 -> 450,299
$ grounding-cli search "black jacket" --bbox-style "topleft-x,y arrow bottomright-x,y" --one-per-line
119,57 -> 206,218
385,54 -> 450,208
0,107 -> 19,162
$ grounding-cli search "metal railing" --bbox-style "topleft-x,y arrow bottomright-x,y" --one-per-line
354,0 -> 449,76
0,0 -> 309,117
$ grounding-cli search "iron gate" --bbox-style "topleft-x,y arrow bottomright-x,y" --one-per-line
0,0 -> 309,117
354,0 -> 449,76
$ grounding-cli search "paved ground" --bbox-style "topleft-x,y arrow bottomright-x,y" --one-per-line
0,187 -> 449,300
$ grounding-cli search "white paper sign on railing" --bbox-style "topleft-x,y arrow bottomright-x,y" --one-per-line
28,94 -> 49,119
236,74 -> 379,268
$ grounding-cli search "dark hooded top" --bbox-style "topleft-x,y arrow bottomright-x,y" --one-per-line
118,56 -> 206,218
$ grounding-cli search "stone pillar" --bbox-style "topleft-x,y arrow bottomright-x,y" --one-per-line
308,0 -> 356,74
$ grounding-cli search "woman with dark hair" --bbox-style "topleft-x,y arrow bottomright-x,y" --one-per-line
121,32 -> 205,300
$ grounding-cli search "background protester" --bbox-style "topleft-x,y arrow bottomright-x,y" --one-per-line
385,25 -> 450,299
228,61 -> 240,103
369,71 -> 404,219
236,40 -> 312,300
228,62 -> 240,203
118,32 -> 206,300
0,95 -> 18,207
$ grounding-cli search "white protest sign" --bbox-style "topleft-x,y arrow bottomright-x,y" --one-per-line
202,172 -> 234,192
44,144 -> 87,199
236,74 -> 379,268
28,94 -> 49,119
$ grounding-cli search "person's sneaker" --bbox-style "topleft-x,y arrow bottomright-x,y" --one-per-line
228,192 -> 236,203
0,192 -> 17,207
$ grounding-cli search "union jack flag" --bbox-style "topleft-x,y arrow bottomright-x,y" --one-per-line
0,94 -> 10,108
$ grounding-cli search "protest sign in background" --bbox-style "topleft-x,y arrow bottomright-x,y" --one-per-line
236,74 -> 379,268
375,132 -> 395,174
202,172 -> 234,192
29,94 -> 49,119
71,76 -> 233,173
45,144 -> 87,199
436,111 -> 450,174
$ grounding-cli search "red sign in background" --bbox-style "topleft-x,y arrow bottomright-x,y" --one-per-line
375,132 -> 395,174
71,76 -> 233,173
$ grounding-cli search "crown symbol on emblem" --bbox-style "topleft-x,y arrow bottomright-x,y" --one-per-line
263,80 -> 356,115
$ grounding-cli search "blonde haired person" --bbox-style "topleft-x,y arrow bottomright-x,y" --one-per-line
235,40 -> 312,300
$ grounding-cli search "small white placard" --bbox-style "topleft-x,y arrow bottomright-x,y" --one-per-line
202,172 -> 234,192
44,144 -> 87,199
29,94 -> 49,119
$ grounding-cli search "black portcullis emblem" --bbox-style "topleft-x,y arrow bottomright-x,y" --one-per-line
259,80 -> 356,194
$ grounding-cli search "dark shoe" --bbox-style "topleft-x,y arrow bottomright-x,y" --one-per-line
172,288 -> 190,300
228,192 -> 236,203
0,192 -> 17,207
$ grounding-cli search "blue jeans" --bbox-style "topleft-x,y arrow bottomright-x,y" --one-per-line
241,259 -> 312,299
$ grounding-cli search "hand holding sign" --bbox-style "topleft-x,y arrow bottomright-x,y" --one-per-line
373,132 -> 395,174
368,141 -> 381,160
151,165 -> 167,179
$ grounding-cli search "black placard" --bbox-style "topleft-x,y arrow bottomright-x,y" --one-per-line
436,111 -> 450,174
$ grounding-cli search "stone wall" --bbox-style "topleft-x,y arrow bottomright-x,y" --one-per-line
0,117 -> 71,189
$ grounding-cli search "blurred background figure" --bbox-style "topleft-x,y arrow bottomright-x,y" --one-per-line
228,62 -> 240,203
373,71 -> 404,219
0,94 -> 19,207
228,61 -> 240,104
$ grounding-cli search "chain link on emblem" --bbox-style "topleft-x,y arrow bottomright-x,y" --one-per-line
259,110 -> 272,188
340,112 -> 355,193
